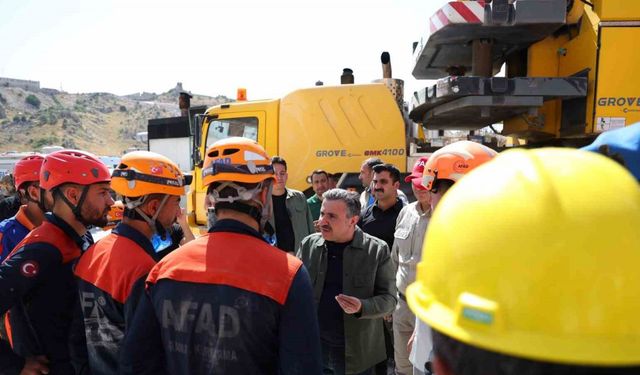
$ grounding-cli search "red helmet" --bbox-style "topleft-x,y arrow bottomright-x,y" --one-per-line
14,154 -> 45,189
40,150 -> 111,190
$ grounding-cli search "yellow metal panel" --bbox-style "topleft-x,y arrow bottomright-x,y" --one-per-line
279,84 -> 406,192
593,0 -> 640,21
558,5 -> 599,134
593,26 -> 640,133
503,37 -> 565,137
504,5 -> 602,138
527,37 -> 563,77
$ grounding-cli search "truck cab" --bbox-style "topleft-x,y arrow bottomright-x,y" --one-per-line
187,83 -> 408,228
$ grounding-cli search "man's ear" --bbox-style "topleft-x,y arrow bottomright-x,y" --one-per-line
350,215 -> 360,226
141,196 -> 160,217
26,184 -> 40,202
393,180 -> 400,189
63,185 -> 81,205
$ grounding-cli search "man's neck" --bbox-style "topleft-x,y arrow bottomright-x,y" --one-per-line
52,208 -> 87,237
418,200 -> 430,213
377,196 -> 398,211
272,186 -> 286,196
123,218 -> 154,239
216,209 -> 260,232
24,204 -> 45,227
328,231 -> 355,244
316,194 -> 323,201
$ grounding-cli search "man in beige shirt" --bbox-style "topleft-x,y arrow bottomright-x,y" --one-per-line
391,157 -> 431,375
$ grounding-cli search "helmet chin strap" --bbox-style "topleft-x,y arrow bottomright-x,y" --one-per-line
23,185 -> 47,213
57,185 -> 90,223
37,187 -> 48,213
125,195 -> 170,239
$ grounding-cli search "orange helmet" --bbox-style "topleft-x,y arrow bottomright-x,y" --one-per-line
422,141 -> 497,191
40,150 -> 111,191
201,137 -> 274,188
14,154 -> 45,190
102,201 -> 124,230
111,151 -> 186,197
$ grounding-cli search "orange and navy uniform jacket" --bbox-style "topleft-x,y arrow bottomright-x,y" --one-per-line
74,223 -> 160,375
0,213 -> 92,375
0,205 -> 37,373
0,205 -> 37,262
120,219 -> 323,375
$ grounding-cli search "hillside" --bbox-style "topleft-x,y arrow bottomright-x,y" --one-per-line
0,84 -> 231,156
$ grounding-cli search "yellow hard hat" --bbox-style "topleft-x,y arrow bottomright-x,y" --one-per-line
406,148 -> 640,366
111,151 -> 186,197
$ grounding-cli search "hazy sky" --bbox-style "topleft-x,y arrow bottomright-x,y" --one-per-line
0,0 -> 445,100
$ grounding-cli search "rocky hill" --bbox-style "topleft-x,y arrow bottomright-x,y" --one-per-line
0,83 -> 231,156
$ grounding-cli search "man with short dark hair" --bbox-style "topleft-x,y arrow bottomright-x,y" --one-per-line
0,149 -> 114,374
270,156 -> 314,252
358,158 -> 383,209
359,158 -> 407,209
298,188 -> 397,375
358,163 -> 405,374
359,164 -> 405,250
328,173 -> 339,189
307,169 -> 330,221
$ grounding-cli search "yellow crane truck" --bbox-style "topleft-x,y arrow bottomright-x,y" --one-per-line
186,60 -> 411,226
185,0 -> 640,228
410,0 -> 640,142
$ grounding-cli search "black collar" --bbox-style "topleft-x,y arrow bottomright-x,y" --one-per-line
373,198 -> 404,214
208,219 -> 267,243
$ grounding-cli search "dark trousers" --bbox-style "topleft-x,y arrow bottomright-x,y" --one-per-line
375,319 -> 395,375
321,340 -> 374,375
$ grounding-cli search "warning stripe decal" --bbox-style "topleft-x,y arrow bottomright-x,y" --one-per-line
429,1 -> 486,34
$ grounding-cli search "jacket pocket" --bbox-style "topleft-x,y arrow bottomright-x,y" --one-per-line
394,228 -> 410,240
353,273 -> 374,288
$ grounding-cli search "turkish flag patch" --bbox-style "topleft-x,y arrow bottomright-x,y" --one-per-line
150,166 -> 164,175
20,261 -> 39,277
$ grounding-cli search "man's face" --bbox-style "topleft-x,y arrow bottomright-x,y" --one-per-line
153,195 -> 181,230
318,199 -> 357,242
81,182 -> 115,227
430,182 -> 451,212
411,182 -> 431,206
372,170 -> 399,201
358,164 -> 373,187
312,173 -> 329,198
273,163 -> 288,190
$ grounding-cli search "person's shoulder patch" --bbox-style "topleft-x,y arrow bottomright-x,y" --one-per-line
20,260 -> 39,277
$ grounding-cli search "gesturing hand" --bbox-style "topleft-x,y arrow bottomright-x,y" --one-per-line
335,294 -> 362,314
21,355 -> 49,375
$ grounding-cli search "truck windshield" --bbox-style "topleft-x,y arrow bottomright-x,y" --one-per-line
206,117 -> 258,147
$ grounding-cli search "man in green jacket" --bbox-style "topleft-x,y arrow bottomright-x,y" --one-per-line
306,169 -> 330,221
269,156 -> 315,252
297,188 -> 397,375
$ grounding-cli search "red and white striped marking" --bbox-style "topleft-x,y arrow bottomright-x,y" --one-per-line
430,1 -> 486,34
